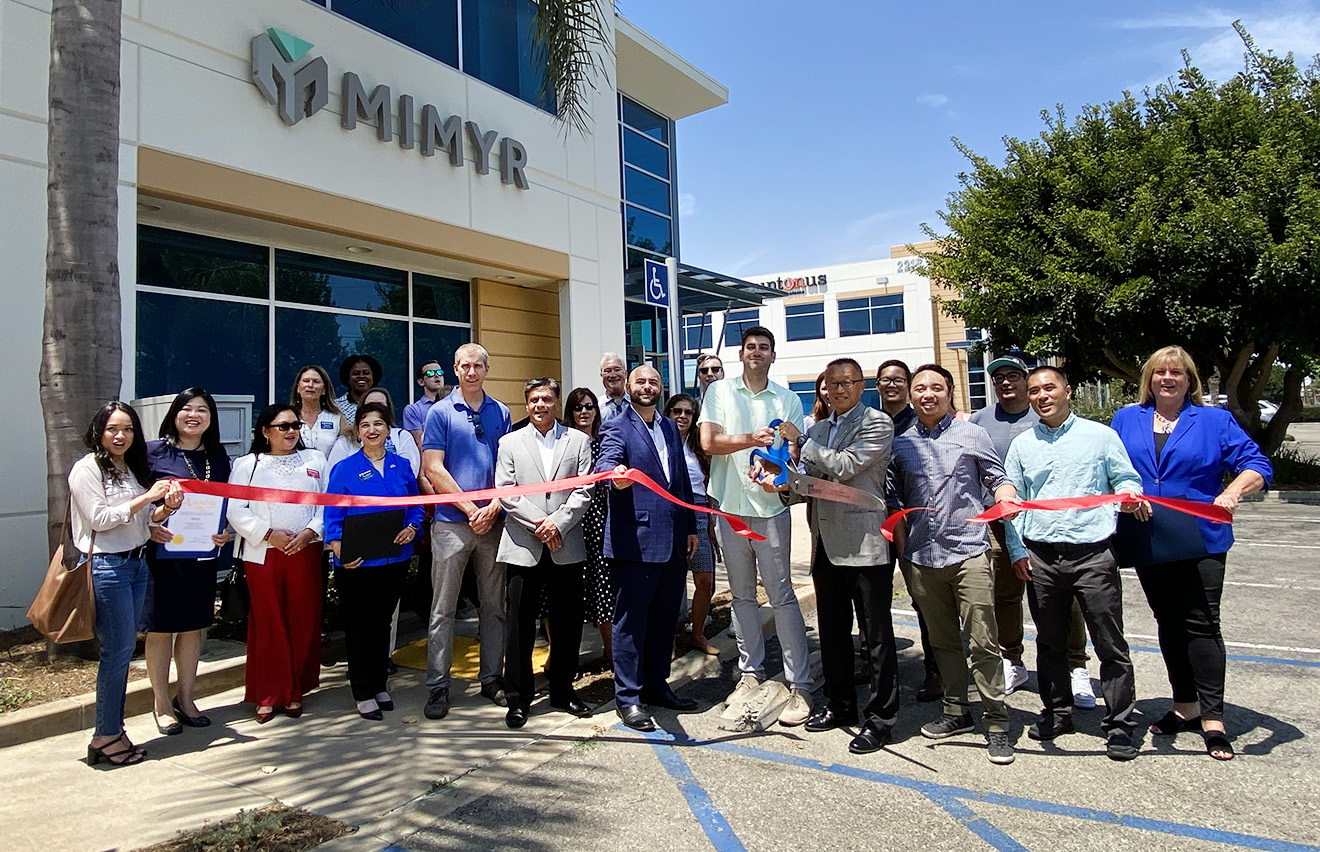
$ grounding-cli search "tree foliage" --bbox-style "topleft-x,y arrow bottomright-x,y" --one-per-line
533,0 -> 613,134
921,24 -> 1320,452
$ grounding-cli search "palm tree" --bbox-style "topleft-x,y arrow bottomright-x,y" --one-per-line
39,0 -> 610,554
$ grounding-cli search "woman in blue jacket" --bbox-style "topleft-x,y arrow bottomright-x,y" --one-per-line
1112,346 -> 1272,761
325,402 -> 423,720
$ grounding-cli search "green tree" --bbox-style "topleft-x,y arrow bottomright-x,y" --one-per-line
921,25 -> 1320,453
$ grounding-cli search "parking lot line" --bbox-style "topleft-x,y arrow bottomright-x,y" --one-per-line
647,734 -> 748,852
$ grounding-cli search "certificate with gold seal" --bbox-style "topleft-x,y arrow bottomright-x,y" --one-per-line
161,493 -> 228,559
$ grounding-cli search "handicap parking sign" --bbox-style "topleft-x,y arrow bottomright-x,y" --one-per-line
644,258 -> 669,308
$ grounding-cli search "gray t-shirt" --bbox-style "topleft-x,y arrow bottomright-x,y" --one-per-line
968,404 -> 1039,464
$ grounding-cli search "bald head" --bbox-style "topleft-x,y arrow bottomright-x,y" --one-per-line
628,365 -> 663,411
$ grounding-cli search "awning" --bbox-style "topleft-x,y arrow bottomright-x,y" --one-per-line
624,261 -> 783,313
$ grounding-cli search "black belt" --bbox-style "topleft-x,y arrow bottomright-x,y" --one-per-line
1023,538 -> 1110,559
103,544 -> 149,559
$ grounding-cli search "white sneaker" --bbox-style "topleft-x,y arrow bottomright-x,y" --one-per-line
724,674 -> 760,708
1071,667 -> 1097,709
778,687 -> 812,727
1004,660 -> 1029,695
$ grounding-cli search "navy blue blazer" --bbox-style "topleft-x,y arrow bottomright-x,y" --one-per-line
595,404 -> 696,563
1111,401 -> 1272,563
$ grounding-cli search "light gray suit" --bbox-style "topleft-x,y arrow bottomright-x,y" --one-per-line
495,421 -> 594,566
798,402 -> 893,567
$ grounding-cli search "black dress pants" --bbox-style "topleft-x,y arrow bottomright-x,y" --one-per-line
1136,554 -> 1228,720
504,551 -> 585,710
813,543 -> 899,729
339,559 -> 407,701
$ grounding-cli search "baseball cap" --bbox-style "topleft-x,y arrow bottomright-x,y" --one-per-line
986,355 -> 1029,376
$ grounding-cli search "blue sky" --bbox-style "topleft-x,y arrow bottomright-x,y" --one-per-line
620,1 -> 1320,278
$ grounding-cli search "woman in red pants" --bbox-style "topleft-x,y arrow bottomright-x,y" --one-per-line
228,404 -> 328,723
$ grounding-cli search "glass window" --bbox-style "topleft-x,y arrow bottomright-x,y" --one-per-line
275,307 -> 410,406
626,246 -> 663,273
722,308 -> 761,347
332,0 -> 459,69
137,226 -> 268,299
967,341 -> 987,411
413,322 -> 470,382
789,381 -> 816,414
622,127 -> 669,178
683,316 -> 713,351
785,302 -> 825,341
624,204 -> 673,256
461,0 -> 554,111
413,273 -> 471,323
838,294 -> 905,336
136,292 -> 268,408
624,166 -> 671,216
621,97 -> 669,143
275,250 -> 408,315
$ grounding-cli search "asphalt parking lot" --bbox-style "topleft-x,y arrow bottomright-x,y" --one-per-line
388,499 -> 1320,852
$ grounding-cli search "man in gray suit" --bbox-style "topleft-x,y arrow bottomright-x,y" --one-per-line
495,378 -> 595,728
777,358 -> 897,754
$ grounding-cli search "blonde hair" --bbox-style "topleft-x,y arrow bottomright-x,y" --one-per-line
1137,345 -> 1204,406
455,342 -> 490,367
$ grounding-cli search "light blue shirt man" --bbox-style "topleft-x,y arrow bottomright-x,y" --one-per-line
1004,412 -> 1143,561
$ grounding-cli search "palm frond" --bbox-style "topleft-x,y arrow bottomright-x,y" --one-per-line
533,0 -> 613,135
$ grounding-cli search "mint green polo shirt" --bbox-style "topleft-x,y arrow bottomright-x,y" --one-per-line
697,376 -> 804,519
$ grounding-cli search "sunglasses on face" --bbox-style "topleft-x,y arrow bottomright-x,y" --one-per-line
669,408 -> 694,416
699,368 -> 722,374
571,403 -> 597,413
268,421 -> 300,432
423,369 -> 443,378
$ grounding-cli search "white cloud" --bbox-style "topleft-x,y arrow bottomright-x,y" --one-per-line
678,192 -> 698,218
1115,8 -> 1237,30
916,93 -> 949,108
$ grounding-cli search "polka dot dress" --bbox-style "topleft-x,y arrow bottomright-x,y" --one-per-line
582,438 -> 614,625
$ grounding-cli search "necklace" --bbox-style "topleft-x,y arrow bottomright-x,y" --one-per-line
1154,411 -> 1179,435
181,447 -> 212,481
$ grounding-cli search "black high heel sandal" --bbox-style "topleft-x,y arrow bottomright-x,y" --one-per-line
1149,710 -> 1201,736
173,697 -> 211,728
87,733 -> 146,767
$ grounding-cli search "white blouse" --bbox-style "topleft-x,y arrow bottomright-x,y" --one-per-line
326,429 -> 420,477
299,408 -> 343,456
67,454 -> 153,554
227,449 -> 327,564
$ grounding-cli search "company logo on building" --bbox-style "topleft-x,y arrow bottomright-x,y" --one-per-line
250,28 -> 530,190
761,273 -> 828,293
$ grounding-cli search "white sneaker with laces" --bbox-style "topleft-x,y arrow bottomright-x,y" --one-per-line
778,687 -> 812,727
1004,659 -> 1029,695
724,674 -> 760,708
1071,667 -> 1097,709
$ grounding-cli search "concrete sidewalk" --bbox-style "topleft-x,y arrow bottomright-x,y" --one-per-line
0,506 -> 819,852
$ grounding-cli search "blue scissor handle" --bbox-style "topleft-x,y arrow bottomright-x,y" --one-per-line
749,418 -> 792,487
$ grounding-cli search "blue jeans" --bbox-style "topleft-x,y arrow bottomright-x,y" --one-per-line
90,552 -> 148,737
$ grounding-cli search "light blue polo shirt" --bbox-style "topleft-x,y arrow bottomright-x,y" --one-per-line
697,376 -> 804,519
421,388 -> 511,523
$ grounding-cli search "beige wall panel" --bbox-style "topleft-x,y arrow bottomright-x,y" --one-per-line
476,280 -> 560,315
481,330 -> 561,361
477,304 -> 562,335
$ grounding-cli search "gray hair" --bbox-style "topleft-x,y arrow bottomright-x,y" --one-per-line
524,377 -> 561,399
600,351 -> 624,370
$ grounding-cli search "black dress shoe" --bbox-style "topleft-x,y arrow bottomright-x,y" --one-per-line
551,696 -> 593,717
618,704 -> 656,731
848,721 -> 892,754
358,708 -> 384,721
804,706 -> 859,733
641,690 -> 698,711
505,706 -> 529,729
480,679 -> 509,707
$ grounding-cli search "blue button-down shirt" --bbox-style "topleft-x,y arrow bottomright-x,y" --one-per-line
886,413 -> 1010,569
1004,412 -> 1143,560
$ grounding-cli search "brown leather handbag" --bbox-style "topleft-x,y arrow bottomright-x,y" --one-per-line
27,500 -> 97,643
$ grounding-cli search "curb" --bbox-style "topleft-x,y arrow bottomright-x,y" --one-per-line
1245,490 -> 1320,505
0,653 -> 247,749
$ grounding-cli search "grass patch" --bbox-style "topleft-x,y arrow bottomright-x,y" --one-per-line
130,804 -> 352,852
1270,445 -> 1320,488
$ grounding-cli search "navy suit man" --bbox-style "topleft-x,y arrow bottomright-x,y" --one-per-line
596,365 -> 699,731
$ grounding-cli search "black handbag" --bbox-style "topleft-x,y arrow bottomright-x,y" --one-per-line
217,560 -> 249,622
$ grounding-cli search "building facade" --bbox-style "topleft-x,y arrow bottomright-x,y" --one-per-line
694,242 -> 987,414
0,0 -> 725,627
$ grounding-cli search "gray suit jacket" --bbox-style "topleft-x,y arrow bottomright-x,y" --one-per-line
796,403 -> 894,567
495,422 -> 594,567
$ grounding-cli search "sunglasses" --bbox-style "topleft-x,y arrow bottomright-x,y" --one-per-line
268,421 -> 300,432
467,409 -> 485,438
571,403 -> 597,412
699,367 -> 722,374
423,369 -> 443,378
669,408 -> 694,416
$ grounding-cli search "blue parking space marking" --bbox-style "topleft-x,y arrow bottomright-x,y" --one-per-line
645,732 -> 748,851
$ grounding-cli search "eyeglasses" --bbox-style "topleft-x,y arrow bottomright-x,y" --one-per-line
268,421 -> 300,432
826,380 -> 861,391
467,409 -> 485,438
877,377 -> 908,386
992,372 -> 1026,383
571,403 -> 596,413
423,369 -> 443,378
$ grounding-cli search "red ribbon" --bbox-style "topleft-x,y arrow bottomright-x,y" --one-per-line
879,494 -> 1231,542
176,468 -> 766,541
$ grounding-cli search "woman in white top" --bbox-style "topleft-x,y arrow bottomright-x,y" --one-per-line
71,402 -> 183,767
228,403 -> 328,723
290,364 -> 346,457
326,386 -> 420,477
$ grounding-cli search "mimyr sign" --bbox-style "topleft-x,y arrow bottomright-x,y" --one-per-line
251,28 -> 530,190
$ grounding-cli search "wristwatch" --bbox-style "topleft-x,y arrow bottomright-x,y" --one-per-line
795,434 -> 809,449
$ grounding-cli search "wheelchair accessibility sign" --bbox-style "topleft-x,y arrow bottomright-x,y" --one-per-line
643,258 -> 670,308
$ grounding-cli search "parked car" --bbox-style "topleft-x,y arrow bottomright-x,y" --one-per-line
1259,400 -> 1278,424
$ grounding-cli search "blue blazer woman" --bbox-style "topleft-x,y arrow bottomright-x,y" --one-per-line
325,450 -> 424,566
1111,402 -> 1272,563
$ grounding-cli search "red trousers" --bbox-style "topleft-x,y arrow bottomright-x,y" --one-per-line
244,548 -> 322,706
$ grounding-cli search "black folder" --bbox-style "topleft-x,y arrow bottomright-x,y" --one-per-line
340,509 -> 405,564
